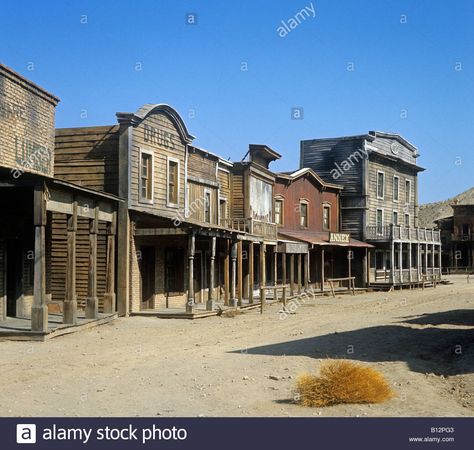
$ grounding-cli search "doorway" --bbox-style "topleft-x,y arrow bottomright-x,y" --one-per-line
140,246 -> 155,310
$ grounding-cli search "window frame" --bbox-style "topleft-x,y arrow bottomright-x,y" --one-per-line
376,170 -> 385,200
404,213 -> 410,228
139,148 -> 154,204
274,196 -> 284,226
166,156 -> 180,208
299,199 -> 309,229
405,179 -> 411,204
376,208 -> 384,236
203,188 -> 212,224
392,210 -> 399,225
322,203 -> 331,231
393,175 -> 400,202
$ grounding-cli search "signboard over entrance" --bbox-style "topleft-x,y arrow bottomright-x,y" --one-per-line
329,232 -> 350,244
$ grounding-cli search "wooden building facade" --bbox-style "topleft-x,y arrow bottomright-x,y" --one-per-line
0,63 -> 119,331
301,131 -> 442,287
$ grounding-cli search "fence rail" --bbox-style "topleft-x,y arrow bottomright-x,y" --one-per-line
221,217 -> 278,240
366,225 -> 441,243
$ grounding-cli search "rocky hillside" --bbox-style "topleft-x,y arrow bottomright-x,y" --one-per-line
418,187 -> 474,228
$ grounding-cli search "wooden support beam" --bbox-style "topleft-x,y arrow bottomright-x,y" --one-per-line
321,249 -> 325,293
399,242 -> 403,283
304,251 -> 309,290
231,242 -> 238,307
248,242 -> 254,304
207,237 -> 216,311
260,242 -> 266,314
408,242 -> 413,283
390,241 -> 395,284
224,240 -> 230,306
63,200 -> 78,324
186,231 -> 196,313
282,253 -> 287,306
273,248 -> 278,302
103,211 -> 117,313
237,240 -> 243,306
31,183 -> 48,332
297,253 -> 302,295
290,253 -> 295,296
86,205 -> 99,319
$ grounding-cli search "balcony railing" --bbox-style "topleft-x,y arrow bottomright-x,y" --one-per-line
451,232 -> 474,242
221,217 -> 278,240
366,225 -> 441,243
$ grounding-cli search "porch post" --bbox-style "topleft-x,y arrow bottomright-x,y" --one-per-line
31,183 -> 48,332
417,243 -> 422,282
186,231 -> 196,313
103,211 -> 117,313
362,247 -> 368,288
424,243 -> 428,276
297,253 -> 302,295
304,251 -> 309,290
439,244 -> 443,277
390,240 -> 395,284
321,248 -> 325,293
259,242 -> 266,313
431,243 -> 436,279
207,236 -> 216,311
248,241 -> 254,304
224,240 -> 230,306
85,205 -> 99,319
237,240 -> 243,306
230,241 -> 238,307
282,252 -> 287,307
290,253 -> 295,296
348,248 -> 352,279
273,247 -> 278,302
408,242 -> 413,283
398,242 -> 403,284
63,200 -> 78,324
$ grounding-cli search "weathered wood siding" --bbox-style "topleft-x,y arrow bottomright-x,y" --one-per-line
218,167 -> 231,222
49,213 -> 108,310
54,126 -> 119,195
187,181 -> 218,224
369,136 -> 417,166
188,151 -> 217,182
129,112 -> 186,220
231,168 -> 245,219
367,155 -> 417,228
274,176 -> 340,232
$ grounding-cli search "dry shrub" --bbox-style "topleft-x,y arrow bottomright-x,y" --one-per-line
296,360 -> 395,407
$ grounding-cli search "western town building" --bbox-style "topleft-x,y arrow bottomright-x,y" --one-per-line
274,168 -> 373,292
55,107 -> 316,317
301,131 -> 442,287
0,63 -> 120,337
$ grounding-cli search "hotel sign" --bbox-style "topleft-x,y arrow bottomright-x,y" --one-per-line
329,232 -> 350,244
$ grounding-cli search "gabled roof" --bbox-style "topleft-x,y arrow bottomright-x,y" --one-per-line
276,167 -> 343,190
116,103 -> 195,144
368,130 -> 418,154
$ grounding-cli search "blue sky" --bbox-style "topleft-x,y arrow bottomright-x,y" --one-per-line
2,0 -> 473,203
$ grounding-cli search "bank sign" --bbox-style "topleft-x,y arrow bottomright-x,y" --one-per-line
329,232 -> 350,244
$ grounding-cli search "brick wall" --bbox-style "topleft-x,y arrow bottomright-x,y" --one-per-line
0,64 -> 59,176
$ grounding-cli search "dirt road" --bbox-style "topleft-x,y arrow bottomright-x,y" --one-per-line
1,276 -> 473,417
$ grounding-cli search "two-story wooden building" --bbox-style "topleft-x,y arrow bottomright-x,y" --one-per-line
301,131 -> 442,287
274,168 -> 372,291
0,63 -> 120,336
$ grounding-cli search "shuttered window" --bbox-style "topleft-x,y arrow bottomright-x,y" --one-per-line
300,202 -> 308,228
168,159 -> 179,205
140,152 -> 153,201
323,205 -> 331,231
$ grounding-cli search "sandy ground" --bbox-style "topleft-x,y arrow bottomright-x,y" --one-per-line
1,275 -> 473,417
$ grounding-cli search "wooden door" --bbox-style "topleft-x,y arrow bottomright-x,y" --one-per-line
140,246 -> 155,310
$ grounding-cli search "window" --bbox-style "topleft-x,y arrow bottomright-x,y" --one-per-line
300,202 -> 308,228
405,180 -> 411,204
323,205 -> 331,231
377,171 -> 385,199
376,209 -> 384,235
167,158 -> 179,206
392,210 -> 398,225
393,176 -> 399,202
404,213 -> 410,227
204,190 -> 211,223
140,151 -> 153,202
219,198 -> 227,225
274,198 -> 283,226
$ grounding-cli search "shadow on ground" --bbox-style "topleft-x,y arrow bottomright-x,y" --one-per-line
233,310 -> 474,376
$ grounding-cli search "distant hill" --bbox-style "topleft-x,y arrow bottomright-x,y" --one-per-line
418,187 -> 474,228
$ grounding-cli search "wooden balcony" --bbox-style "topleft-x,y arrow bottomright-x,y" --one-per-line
221,217 -> 278,241
366,225 -> 441,243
